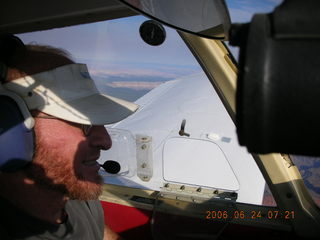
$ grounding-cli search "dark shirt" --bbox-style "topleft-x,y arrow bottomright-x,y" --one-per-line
0,197 -> 104,240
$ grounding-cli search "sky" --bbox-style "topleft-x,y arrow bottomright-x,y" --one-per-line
225,0 -> 283,57
18,0 -> 283,90
18,16 -> 200,84
226,0 -> 283,22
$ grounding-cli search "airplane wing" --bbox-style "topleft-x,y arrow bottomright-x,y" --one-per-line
98,71 -> 266,205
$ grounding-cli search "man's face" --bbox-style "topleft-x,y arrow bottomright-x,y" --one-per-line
26,113 -> 112,200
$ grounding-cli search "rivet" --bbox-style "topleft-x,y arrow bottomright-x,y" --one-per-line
141,163 -> 147,168
141,144 -> 147,150
142,176 -> 149,180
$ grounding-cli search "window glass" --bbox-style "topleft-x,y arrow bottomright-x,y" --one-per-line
263,184 -> 276,206
225,0 -> 283,59
19,16 -> 201,102
18,15 -> 276,207
290,155 -> 320,207
226,0 -> 283,23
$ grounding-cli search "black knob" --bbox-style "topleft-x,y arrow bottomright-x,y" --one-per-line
100,160 -> 121,174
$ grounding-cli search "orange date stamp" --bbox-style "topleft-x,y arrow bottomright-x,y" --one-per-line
205,210 -> 295,220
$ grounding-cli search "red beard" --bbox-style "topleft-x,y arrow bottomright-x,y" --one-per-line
25,136 -> 103,201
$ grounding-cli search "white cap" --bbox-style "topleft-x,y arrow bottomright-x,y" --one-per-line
3,64 -> 139,125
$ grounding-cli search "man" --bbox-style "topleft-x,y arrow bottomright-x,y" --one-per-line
0,41 -> 138,239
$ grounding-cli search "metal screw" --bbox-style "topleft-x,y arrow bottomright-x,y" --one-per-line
141,144 -> 147,150
196,187 -> 202,192
141,163 -> 147,168
214,190 -> 219,194
180,185 -> 185,190
142,176 -> 149,180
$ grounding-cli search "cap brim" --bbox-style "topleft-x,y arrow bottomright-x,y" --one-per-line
39,93 -> 139,125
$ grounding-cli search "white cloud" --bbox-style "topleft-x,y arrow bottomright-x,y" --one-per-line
86,61 -> 201,80
90,68 -> 180,79
104,81 -> 163,90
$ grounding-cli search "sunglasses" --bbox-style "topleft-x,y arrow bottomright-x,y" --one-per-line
33,115 -> 93,136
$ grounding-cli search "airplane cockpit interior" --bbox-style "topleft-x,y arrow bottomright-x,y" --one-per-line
1,0 -> 320,239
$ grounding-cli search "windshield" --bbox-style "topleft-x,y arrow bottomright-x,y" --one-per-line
17,15 -> 275,207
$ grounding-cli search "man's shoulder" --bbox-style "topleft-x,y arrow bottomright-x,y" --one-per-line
65,199 -> 105,239
67,199 -> 103,218
0,198 -> 104,240
67,199 -> 102,212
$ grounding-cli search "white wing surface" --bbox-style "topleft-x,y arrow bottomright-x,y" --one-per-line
98,72 -> 266,205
